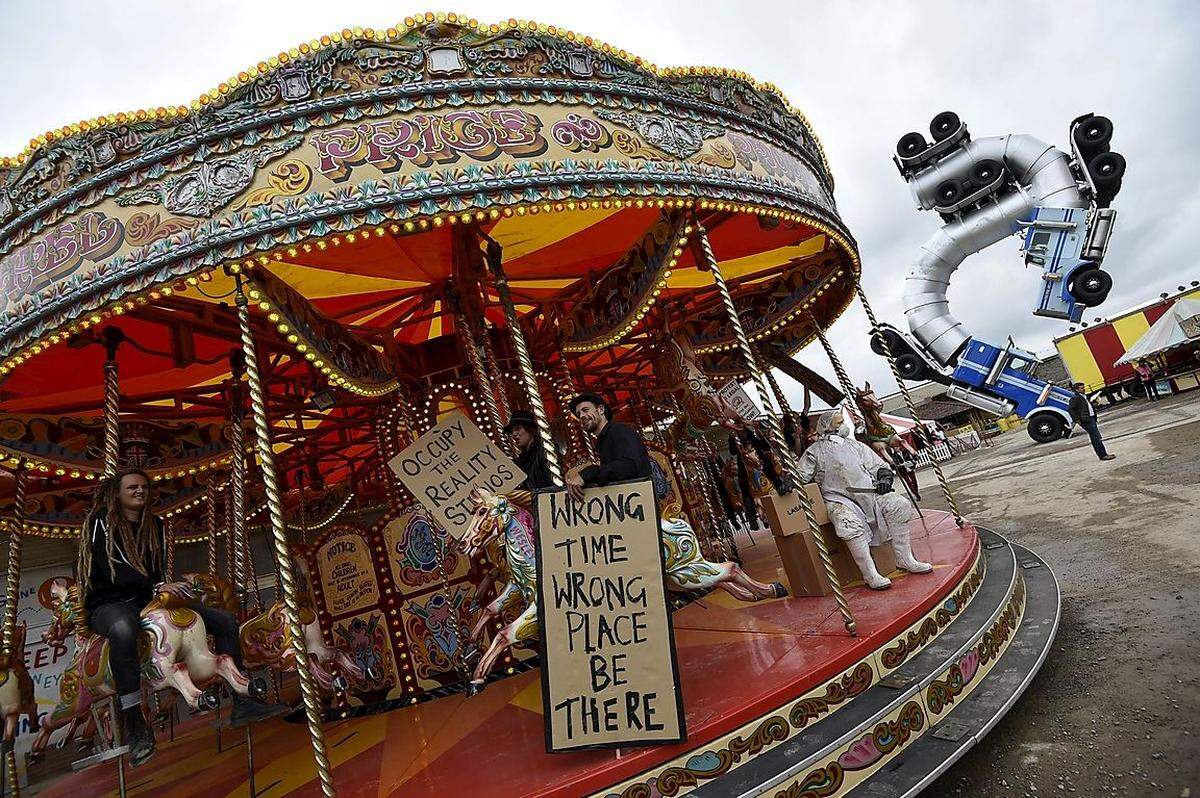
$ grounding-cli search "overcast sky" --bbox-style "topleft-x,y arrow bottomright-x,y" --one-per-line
2,1 -> 1197,408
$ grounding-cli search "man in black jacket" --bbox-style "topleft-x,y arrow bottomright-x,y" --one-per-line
565,393 -> 652,500
503,410 -> 555,491
1068,382 -> 1116,461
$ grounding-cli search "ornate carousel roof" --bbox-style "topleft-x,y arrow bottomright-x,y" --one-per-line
0,15 -> 861,535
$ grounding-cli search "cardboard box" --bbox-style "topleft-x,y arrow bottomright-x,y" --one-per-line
762,488 -> 898,596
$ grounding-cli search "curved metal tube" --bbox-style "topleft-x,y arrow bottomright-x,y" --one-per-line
903,135 -> 1087,364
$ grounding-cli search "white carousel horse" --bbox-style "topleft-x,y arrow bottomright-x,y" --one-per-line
460,487 -> 786,693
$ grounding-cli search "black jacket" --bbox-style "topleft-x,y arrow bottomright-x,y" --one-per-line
515,441 -> 555,491
84,516 -> 166,613
1068,392 -> 1097,425
580,421 -> 652,486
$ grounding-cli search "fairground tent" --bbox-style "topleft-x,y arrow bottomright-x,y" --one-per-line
1114,297 -> 1200,365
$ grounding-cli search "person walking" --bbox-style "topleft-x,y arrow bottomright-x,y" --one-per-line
1134,359 -> 1159,401
1068,382 -> 1116,461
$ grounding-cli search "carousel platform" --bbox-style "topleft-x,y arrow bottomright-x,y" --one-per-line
29,510 -> 1058,798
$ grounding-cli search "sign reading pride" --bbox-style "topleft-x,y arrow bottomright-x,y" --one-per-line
536,481 -> 686,752
388,411 -> 525,538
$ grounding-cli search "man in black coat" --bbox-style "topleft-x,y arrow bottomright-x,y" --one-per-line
565,392 -> 652,501
503,410 -> 555,491
1068,382 -> 1116,461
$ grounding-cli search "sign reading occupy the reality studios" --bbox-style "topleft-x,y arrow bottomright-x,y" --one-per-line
388,411 -> 525,538
536,481 -> 686,752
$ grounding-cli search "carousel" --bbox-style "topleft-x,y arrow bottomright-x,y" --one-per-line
0,15 -> 1059,798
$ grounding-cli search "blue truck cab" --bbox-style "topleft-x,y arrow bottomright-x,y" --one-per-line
951,338 -> 1075,442
1023,206 -> 1117,322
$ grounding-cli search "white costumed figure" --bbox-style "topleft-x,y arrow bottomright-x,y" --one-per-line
797,407 -> 932,590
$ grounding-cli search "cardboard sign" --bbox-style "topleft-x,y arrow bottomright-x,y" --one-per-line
388,411 -> 525,539
536,481 -> 686,752
717,379 -> 761,419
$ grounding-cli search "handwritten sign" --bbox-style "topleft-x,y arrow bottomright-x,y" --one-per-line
536,481 -> 686,752
717,379 -> 761,419
388,411 -> 525,539
316,530 -> 379,616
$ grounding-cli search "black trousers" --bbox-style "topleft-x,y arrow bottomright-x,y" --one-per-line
1078,418 -> 1109,459
90,598 -> 243,695
1143,379 -> 1160,400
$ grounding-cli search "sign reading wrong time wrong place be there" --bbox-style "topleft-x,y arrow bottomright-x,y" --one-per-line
536,481 -> 686,752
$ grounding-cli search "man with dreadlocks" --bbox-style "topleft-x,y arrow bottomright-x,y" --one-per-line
77,468 -> 279,766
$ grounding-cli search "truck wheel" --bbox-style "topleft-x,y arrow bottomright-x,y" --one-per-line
929,111 -> 961,141
1088,151 -> 1126,190
970,159 -> 1003,185
1069,268 -> 1113,305
1073,116 -> 1113,156
894,353 -> 927,381
869,328 -> 902,357
935,178 -> 964,206
1028,413 -> 1065,444
896,132 -> 927,158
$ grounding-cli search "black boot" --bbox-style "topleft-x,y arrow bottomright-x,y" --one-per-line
229,695 -> 288,728
120,702 -> 156,767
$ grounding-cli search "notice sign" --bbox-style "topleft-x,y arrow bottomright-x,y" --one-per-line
717,379 -> 761,419
388,411 -> 525,539
316,529 -> 379,616
536,481 -> 686,752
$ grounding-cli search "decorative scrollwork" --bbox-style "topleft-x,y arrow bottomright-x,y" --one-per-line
229,159 -> 315,211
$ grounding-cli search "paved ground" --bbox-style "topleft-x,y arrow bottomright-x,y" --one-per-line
919,393 -> 1199,797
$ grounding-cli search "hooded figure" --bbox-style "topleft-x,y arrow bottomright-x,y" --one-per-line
797,406 -> 932,590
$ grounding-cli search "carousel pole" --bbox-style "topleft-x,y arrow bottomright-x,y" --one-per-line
694,219 -> 857,635
763,362 -> 793,415
206,483 -> 219,576
164,517 -> 175,582
234,276 -> 335,798
229,354 -> 259,610
480,322 -> 511,423
101,328 -> 125,477
455,310 -> 506,446
2,462 -> 26,798
552,342 -> 593,460
481,235 -> 562,485
853,287 -> 964,525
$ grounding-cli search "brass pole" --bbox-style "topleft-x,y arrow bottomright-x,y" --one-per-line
482,237 -> 562,485
101,328 -> 124,477
763,361 -> 794,414
206,484 -> 219,575
164,517 -> 175,582
455,311 -> 505,445
2,462 -> 27,660
694,219 -> 856,635
853,285 -> 963,525
234,278 -> 336,797
229,361 -> 259,610
480,322 -> 511,423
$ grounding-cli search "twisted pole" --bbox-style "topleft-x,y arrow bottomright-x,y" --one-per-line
482,236 -> 562,485
2,462 -> 28,661
235,278 -> 335,797
694,219 -> 856,635
101,328 -> 125,477
480,322 -> 511,423
455,310 -> 505,445
164,517 -> 175,582
206,484 -> 219,576
853,286 -> 963,525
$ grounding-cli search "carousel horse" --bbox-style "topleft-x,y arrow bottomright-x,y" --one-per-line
853,383 -> 915,464
0,623 -> 38,747
31,576 -> 259,759
461,487 -> 785,692
178,572 -> 368,694
652,327 -> 742,447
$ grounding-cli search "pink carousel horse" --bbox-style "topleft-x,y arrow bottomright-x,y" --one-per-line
31,576 -> 258,759
460,488 -> 785,693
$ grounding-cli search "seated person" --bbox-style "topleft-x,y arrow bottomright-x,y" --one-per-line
76,468 -> 280,766
564,393 -> 651,500
796,408 -> 932,590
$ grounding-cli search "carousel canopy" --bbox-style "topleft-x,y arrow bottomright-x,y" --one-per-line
0,15 -> 860,536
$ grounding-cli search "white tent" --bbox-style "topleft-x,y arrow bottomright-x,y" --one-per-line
1114,298 -> 1200,365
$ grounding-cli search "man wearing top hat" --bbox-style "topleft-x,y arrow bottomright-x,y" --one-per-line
503,409 -> 555,491
566,392 -> 652,501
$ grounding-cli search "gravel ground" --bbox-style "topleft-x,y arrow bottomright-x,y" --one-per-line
918,393 -> 1200,798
